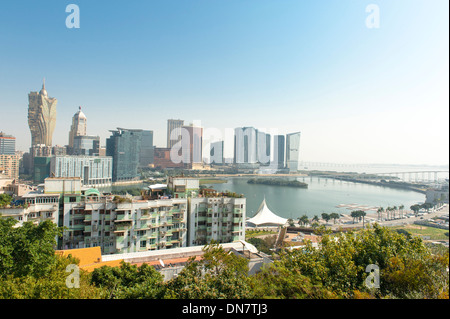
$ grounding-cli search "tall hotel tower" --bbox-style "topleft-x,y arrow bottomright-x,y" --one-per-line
68,106 -> 87,151
28,79 -> 58,147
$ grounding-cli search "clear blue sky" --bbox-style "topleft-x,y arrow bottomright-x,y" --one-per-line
0,0 -> 448,165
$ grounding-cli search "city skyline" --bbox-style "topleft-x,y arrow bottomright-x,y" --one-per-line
0,1 -> 448,166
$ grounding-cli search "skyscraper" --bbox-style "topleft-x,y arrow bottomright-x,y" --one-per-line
273,135 -> 285,169
139,130 -> 154,168
106,128 -> 141,182
167,119 -> 184,149
68,106 -> 87,152
0,132 -> 18,179
181,124 -> 203,168
210,140 -> 224,165
28,79 -> 58,147
106,128 -> 154,182
234,127 -> 258,166
234,127 -> 271,168
72,135 -> 100,156
286,132 -> 301,172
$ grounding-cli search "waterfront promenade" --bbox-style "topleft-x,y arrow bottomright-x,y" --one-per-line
329,204 -> 449,230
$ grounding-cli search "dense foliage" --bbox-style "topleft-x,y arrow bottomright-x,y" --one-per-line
0,216 -> 448,299
247,178 -> 308,188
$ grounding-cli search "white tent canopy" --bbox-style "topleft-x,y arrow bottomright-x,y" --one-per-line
246,198 -> 288,227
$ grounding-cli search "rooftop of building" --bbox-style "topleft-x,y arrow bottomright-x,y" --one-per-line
55,247 -> 123,272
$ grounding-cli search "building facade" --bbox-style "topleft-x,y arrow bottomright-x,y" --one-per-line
272,135 -> 285,169
50,155 -> 113,187
210,140 -> 224,165
189,196 -> 246,246
0,154 -> 19,180
153,147 -> 184,169
72,135 -> 100,156
106,128 -> 153,182
0,132 -> 16,155
286,131 -> 301,172
167,119 -> 184,149
68,106 -> 87,153
1,176 -> 246,256
181,124 -> 203,169
28,80 -> 58,147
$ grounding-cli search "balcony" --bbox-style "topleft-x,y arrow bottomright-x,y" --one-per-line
114,224 -> 131,231
115,214 -> 132,222
71,224 -> 85,231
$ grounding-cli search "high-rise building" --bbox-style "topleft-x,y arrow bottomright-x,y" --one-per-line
286,132 -> 301,172
72,135 -> 100,156
234,127 -> 258,166
139,130 -> 154,168
181,124 -> 203,169
189,196 -> 246,246
257,130 -> 271,166
28,79 -> 58,147
210,140 -> 224,165
167,176 -> 246,246
50,155 -> 113,187
106,128 -> 141,182
167,119 -> 184,149
68,106 -> 87,153
0,154 -> 19,180
273,135 -> 285,169
0,132 -> 16,155
32,156 -> 52,183
106,128 -> 154,182
234,127 -> 271,169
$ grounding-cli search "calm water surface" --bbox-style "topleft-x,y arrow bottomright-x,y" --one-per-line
208,177 -> 426,219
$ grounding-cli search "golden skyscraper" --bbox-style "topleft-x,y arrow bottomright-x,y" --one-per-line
27,79 -> 58,147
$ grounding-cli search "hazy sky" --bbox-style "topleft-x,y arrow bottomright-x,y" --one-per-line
0,0 -> 448,165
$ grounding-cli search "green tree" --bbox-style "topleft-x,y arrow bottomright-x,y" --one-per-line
377,207 -> 384,221
164,242 -> 253,299
321,213 -> 331,224
270,224 -> 447,298
90,261 -> 165,299
299,215 -> 309,226
0,194 -> 12,208
399,205 -> 404,219
329,213 -> 340,224
410,204 -> 421,217
0,218 -> 62,278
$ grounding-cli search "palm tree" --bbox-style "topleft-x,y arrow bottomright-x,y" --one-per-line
321,213 -> 331,224
351,211 -> 358,224
386,206 -> 392,221
312,215 -> 320,224
399,204 -> 404,219
377,207 -> 384,222
410,204 -> 420,217
392,206 -> 397,219
361,210 -> 367,228
299,215 -> 309,226
330,212 -> 340,224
